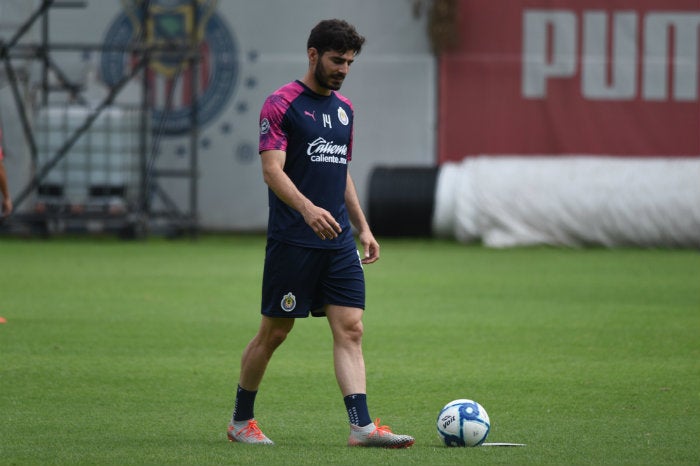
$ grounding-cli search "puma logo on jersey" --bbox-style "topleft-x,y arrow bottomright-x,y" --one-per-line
304,110 -> 316,121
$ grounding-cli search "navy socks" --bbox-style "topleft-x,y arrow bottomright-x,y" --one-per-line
235,387 -> 371,427
232,385 -> 257,422
344,393 -> 372,427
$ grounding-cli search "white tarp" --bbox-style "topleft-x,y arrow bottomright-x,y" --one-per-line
433,157 -> 700,248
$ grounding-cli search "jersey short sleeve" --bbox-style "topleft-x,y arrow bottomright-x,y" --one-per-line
259,83 -> 304,153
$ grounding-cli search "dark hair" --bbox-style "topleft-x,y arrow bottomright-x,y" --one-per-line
307,19 -> 365,56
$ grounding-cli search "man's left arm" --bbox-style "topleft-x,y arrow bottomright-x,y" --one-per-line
345,172 -> 379,264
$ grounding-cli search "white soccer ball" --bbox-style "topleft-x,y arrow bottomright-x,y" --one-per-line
436,399 -> 491,447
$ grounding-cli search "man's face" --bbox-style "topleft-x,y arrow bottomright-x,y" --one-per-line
314,50 -> 356,91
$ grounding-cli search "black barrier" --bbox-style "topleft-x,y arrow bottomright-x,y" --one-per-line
368,166 -> 438,237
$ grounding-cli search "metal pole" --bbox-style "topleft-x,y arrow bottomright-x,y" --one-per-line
1,54 -> 39,180
5,0 -> 54,49
139,2 -> 151,221
41,1 -> 49,107
189,0 -> 199,238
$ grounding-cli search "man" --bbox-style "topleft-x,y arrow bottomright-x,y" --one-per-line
0,128 -> 12,218
227,19 -> 414,448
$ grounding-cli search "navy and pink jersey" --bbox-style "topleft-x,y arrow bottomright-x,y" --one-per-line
259,80 -> 356,249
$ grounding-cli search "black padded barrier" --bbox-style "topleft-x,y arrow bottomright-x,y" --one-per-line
368,166 -> 439,237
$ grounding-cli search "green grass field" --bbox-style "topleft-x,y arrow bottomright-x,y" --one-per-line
1,235 -> 698,465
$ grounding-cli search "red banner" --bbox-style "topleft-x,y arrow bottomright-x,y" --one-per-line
438,0 -> 700,162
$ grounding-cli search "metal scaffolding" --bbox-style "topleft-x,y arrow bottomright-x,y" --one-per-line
0,0 -> 201,238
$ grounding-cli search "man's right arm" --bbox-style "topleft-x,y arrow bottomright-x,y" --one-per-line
260,150 -> 341,240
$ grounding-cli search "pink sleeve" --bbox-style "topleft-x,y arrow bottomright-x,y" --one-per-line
259,94 -> 289,153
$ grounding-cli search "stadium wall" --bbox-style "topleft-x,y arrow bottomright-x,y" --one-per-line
0,1 -> 436,231
3,1 -> 698,246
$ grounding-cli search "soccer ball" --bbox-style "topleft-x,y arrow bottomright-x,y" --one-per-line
436,399 -> 491,447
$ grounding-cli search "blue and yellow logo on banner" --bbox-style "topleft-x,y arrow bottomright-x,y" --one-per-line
102,0 -> 238,135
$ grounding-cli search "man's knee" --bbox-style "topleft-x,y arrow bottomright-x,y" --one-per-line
267,326 -> 292,347
328,307 -> 364,344
344,320 -> 363,344
258,317 -> 294,349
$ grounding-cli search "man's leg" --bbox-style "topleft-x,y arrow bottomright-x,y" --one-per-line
228,316 -> 294,445
326,305 -> 415,448
326,305 -> 366,396
239,316 -> 295,391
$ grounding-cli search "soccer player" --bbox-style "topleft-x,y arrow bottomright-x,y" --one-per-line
226,19 -> 414,448
0,128 -> 12,218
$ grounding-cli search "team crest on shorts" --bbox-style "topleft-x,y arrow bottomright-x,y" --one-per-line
280,292 -> 297,312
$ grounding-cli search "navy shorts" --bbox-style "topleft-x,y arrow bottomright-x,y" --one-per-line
261,239 -> 366,318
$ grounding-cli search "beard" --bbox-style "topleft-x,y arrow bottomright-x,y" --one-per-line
314,60 -> 345,91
